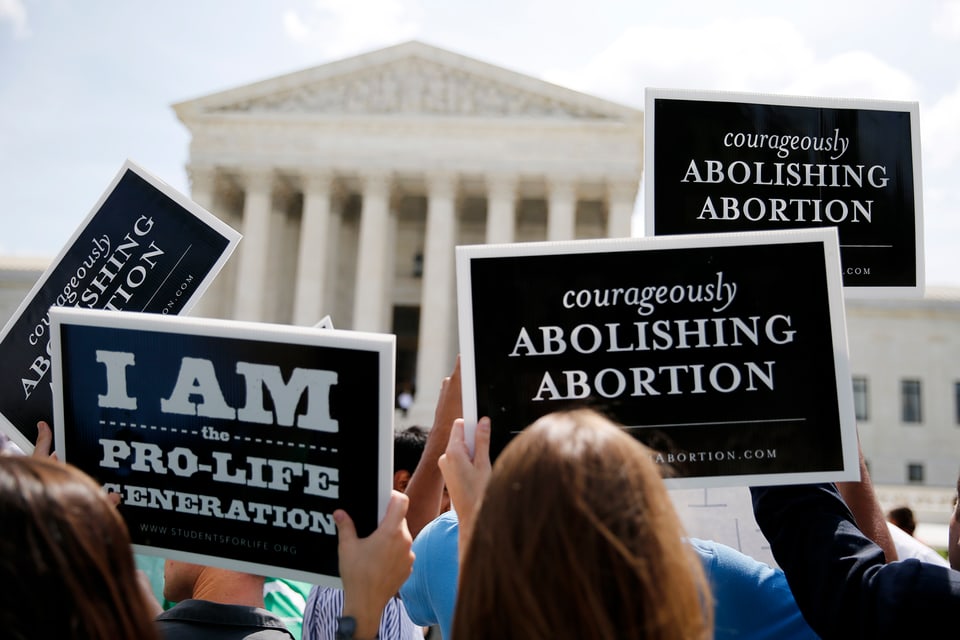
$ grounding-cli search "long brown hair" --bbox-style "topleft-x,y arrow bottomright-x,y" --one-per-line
0,455 -> 160,640
452,409 -> 713,639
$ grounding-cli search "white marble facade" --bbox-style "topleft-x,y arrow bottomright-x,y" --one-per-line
172,41 -> 643,425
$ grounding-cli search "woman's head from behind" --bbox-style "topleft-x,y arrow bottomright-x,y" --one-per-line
453,409 -> 712,640
0,455 -> 159,640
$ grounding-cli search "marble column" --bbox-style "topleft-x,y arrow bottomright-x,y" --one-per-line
292,171 -> 334,326
325,197 -> 343,324
414,173 -> 458,413
485,174 -> 517,244
352,172 -> 392,332
232,168 -> 273,321
607,180 -> 638,238
185,166 -> 220,318
546,177 -> 577,241
188,165 -> 217,213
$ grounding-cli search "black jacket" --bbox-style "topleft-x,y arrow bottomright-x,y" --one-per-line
751,483 -> 960,639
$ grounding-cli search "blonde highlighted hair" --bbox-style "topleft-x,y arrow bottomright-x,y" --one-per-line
453,409 -> 713,639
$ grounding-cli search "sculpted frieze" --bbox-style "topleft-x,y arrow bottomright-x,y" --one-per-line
213,59 -> 612,119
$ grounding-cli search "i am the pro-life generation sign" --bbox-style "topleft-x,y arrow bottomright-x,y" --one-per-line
456,228 -> 859,489
49,307 -> 395,587
644,88 -> 923,298
0,160 -> 241,453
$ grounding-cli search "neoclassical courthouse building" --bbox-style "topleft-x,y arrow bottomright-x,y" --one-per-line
173,40 -> 641,428
2,42 -> 959,526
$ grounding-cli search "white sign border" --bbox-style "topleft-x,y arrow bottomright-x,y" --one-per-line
49,306 -> 395,588
0,159 -> 242,454
455,227 -> 858,489
643,87 -> 924,300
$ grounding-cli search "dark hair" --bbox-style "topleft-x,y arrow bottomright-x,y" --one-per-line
0,455 -> 161,639
394,425 -> 428,474
887,505 -> 917,536
452,409 -> 712,640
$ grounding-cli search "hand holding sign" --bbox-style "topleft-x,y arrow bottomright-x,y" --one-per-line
338,490 -> 414,639
438,416 -> 491,561
31,420 -> 120,508
31,421 -> 55,460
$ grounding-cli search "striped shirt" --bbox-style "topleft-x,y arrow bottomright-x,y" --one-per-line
302,586 -> 423,640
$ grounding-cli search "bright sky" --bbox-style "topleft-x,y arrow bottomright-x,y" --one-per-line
2,0 -> 959,286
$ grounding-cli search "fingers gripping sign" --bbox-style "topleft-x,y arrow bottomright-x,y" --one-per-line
438,417 -> 491,561
32,421 -> 56,460
336,490 -> 415,638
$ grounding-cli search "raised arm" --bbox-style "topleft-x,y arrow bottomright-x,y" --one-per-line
403,356 -> 461,538
438,417 -> 491,563
836,440 -> 897,562
751,483 -> 960,637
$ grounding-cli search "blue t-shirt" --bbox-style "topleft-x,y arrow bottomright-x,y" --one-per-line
399,510 -> 459,640
399,510 -> 818,640
690,537 -> 818,639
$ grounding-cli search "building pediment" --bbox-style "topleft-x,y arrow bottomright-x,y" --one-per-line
174,41 -> 639,122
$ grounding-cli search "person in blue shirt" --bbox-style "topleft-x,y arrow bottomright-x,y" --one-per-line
400,403 -> 815,640
400,508 -> 818,640
398,412 -> 894,639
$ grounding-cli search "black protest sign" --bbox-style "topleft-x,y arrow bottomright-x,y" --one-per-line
456,229 -> 859,488
49,308 -> 395,587
0,160 -> 241,453
645,89 -> 923,296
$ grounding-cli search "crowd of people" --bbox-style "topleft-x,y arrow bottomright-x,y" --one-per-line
2,356 -> 960,639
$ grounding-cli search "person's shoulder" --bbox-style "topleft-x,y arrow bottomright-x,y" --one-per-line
410,510 -> 459,573
688,537 -> 757,569
414,509 -> 459,543
687,537 -> 784,585
687,537 -> 718,555
156,598 -> 206,621
886,522 -> 950,567
157,599 -> 294,636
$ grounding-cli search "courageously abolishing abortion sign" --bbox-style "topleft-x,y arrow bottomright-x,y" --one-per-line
644,88 -> 923,297
456,228 -> 859,489
0,160 -> 241,453
49,307 -> 395,587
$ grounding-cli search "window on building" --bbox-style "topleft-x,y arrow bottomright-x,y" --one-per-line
955,381 -> 960,424
907,463 -> 925,484
412,252 -> 423,278
852,377 -> 869,421
901,379 -> 922,423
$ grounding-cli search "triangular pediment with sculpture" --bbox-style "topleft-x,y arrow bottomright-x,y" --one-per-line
174,41 -> 638,122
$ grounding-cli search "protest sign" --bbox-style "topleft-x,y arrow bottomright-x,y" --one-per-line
0,160 -> 241,453
644,88 -> 923,297
49,307 -> 395,586
456,228 -> 858,489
